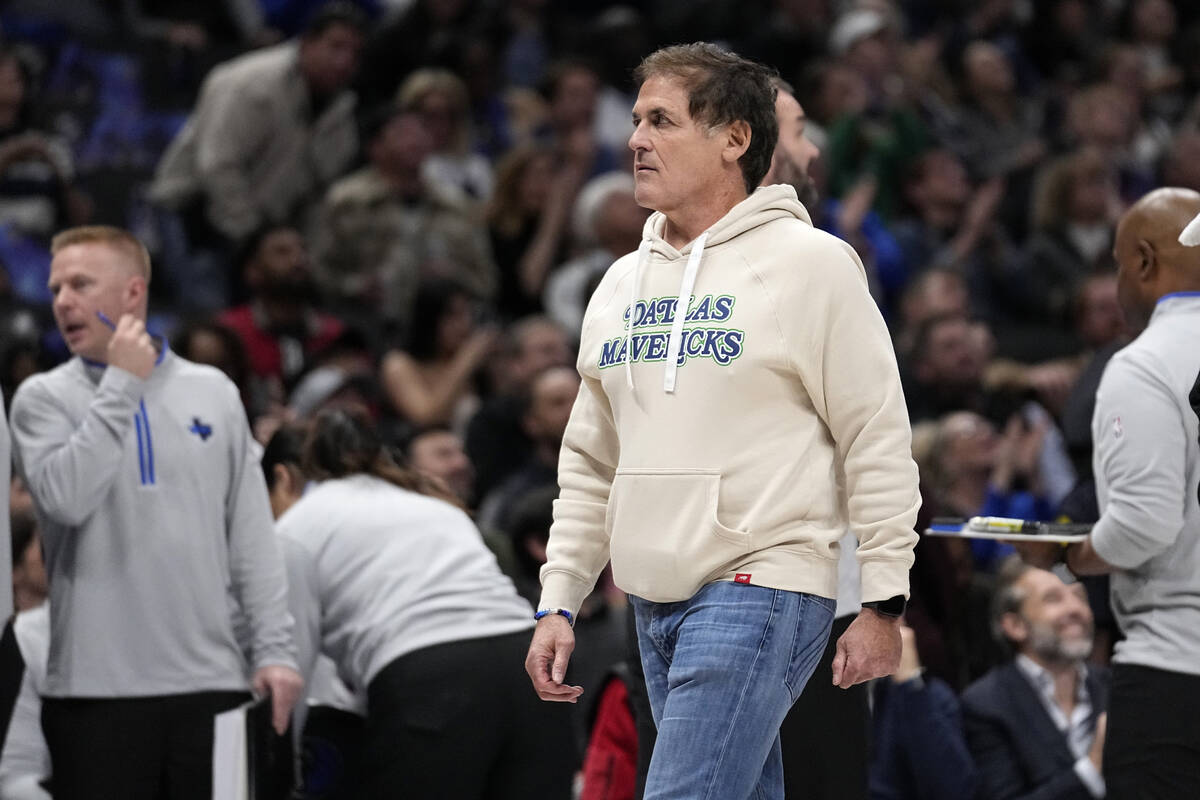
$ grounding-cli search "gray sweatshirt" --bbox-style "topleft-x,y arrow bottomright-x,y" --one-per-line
277,475 -> 533,693
1091,293 -> 1200,675
9,350 -> 297,697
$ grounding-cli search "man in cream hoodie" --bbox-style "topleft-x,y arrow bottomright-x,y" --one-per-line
524,43 -> 920,799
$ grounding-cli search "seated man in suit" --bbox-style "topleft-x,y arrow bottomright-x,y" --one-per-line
963,558 -> 1108,800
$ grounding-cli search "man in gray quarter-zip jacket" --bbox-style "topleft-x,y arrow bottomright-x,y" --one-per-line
8,226 -> 302,800
1022,188 -> 1200,800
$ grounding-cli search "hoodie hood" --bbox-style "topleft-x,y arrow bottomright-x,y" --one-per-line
624,184 -> 814,394
640,184 -> 814,257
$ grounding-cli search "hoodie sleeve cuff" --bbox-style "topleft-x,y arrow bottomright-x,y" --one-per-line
537,569 -> 594,619
859,558 -> 911,604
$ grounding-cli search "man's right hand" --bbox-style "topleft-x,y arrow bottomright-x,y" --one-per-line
106,314 -> 156,379
832,608 -> 903,688
524,614 -> 584,703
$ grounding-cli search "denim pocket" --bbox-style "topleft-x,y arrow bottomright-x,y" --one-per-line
783,593 -> 836,700
606,468 -> 750,603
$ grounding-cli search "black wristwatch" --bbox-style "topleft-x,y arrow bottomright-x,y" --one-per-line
862,594 -> 906,618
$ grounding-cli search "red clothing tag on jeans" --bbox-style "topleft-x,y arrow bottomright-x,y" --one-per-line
734,573 -> 752,584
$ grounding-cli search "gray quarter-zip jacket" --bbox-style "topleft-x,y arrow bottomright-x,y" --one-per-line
9,348 -> 297,697
1091,293 -> 1200,674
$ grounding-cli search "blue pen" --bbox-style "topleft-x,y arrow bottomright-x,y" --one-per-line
95,311 -> 164,368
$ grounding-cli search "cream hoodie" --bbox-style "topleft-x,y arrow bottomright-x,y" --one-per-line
539,185 -> 920,614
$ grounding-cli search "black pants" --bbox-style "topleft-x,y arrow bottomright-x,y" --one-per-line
362,629 -> 575,800
42,690 -> 250,800
300,705 -> 366,799
1105,664 -> 1200,800
780,613 -> 870,800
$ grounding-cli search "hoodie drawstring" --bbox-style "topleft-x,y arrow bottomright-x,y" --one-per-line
664,232 -> 708,393
625,239 -> 651,391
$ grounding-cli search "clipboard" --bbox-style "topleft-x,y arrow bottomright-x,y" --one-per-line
924,518 -> 1091,544
212,694 -> 294,800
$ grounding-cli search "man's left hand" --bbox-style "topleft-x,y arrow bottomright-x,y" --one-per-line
831,608 -> 902,689
252,664 -> 304,735
1012,540 -> 1063,570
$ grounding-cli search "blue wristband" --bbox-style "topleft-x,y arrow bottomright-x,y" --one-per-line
534,608 -> 574,626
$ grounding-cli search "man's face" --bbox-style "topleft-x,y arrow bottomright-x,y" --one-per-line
595,191 -> 651,255
941,412 -> 998,473
417,90 -> 459,147
1077,275 -> 1128,347
964,42 -> 1014,96
299,23 -> 363,96
49,243 -> 140,362
922,152 -> 971,210
525,368 -> 581,447
902,272 -> 969,329
252,228 -> 315,301
1068,166 -> 1114,224
372,113 -> 435,174
552,67 -> 598,129
629,75 -> 733,216
768,90 -> 820,205
409,430 -> 474,502
514,323 -> 571,387
1012,569 -> 1095,664
920,318 -> 982,386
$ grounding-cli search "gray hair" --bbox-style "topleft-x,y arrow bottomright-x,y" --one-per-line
572,171 -> 636,246
990,556 -> 1034,648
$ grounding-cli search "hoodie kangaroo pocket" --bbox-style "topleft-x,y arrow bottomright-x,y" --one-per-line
606,468 -> 750,603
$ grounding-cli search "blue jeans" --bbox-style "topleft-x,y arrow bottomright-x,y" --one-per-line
631,582 -> 836,800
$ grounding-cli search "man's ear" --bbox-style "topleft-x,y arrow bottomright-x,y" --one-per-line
1000,612 -> 1028,645
723,120 -> 752,165
273,464 -> 294,496
1136,239 -> 1158,281
125,275 -> 148,312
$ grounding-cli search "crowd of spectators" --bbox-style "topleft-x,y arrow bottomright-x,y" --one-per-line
1,0 -> 1198,798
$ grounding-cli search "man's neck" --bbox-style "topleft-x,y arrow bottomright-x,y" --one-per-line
1024,651 -> 1082,715
14,588 -> 43,614
378,165 -> 425,198
943,479 -> 987,517
975,92 -> 1014,123
662,184 -> 747,249
923,203 -> 960,232
1155,274 -> 1200,300
256,297 -> 307,331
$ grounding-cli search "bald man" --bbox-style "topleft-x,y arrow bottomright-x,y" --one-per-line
9,226 -> 301,799
1025,188 -> 1200,798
